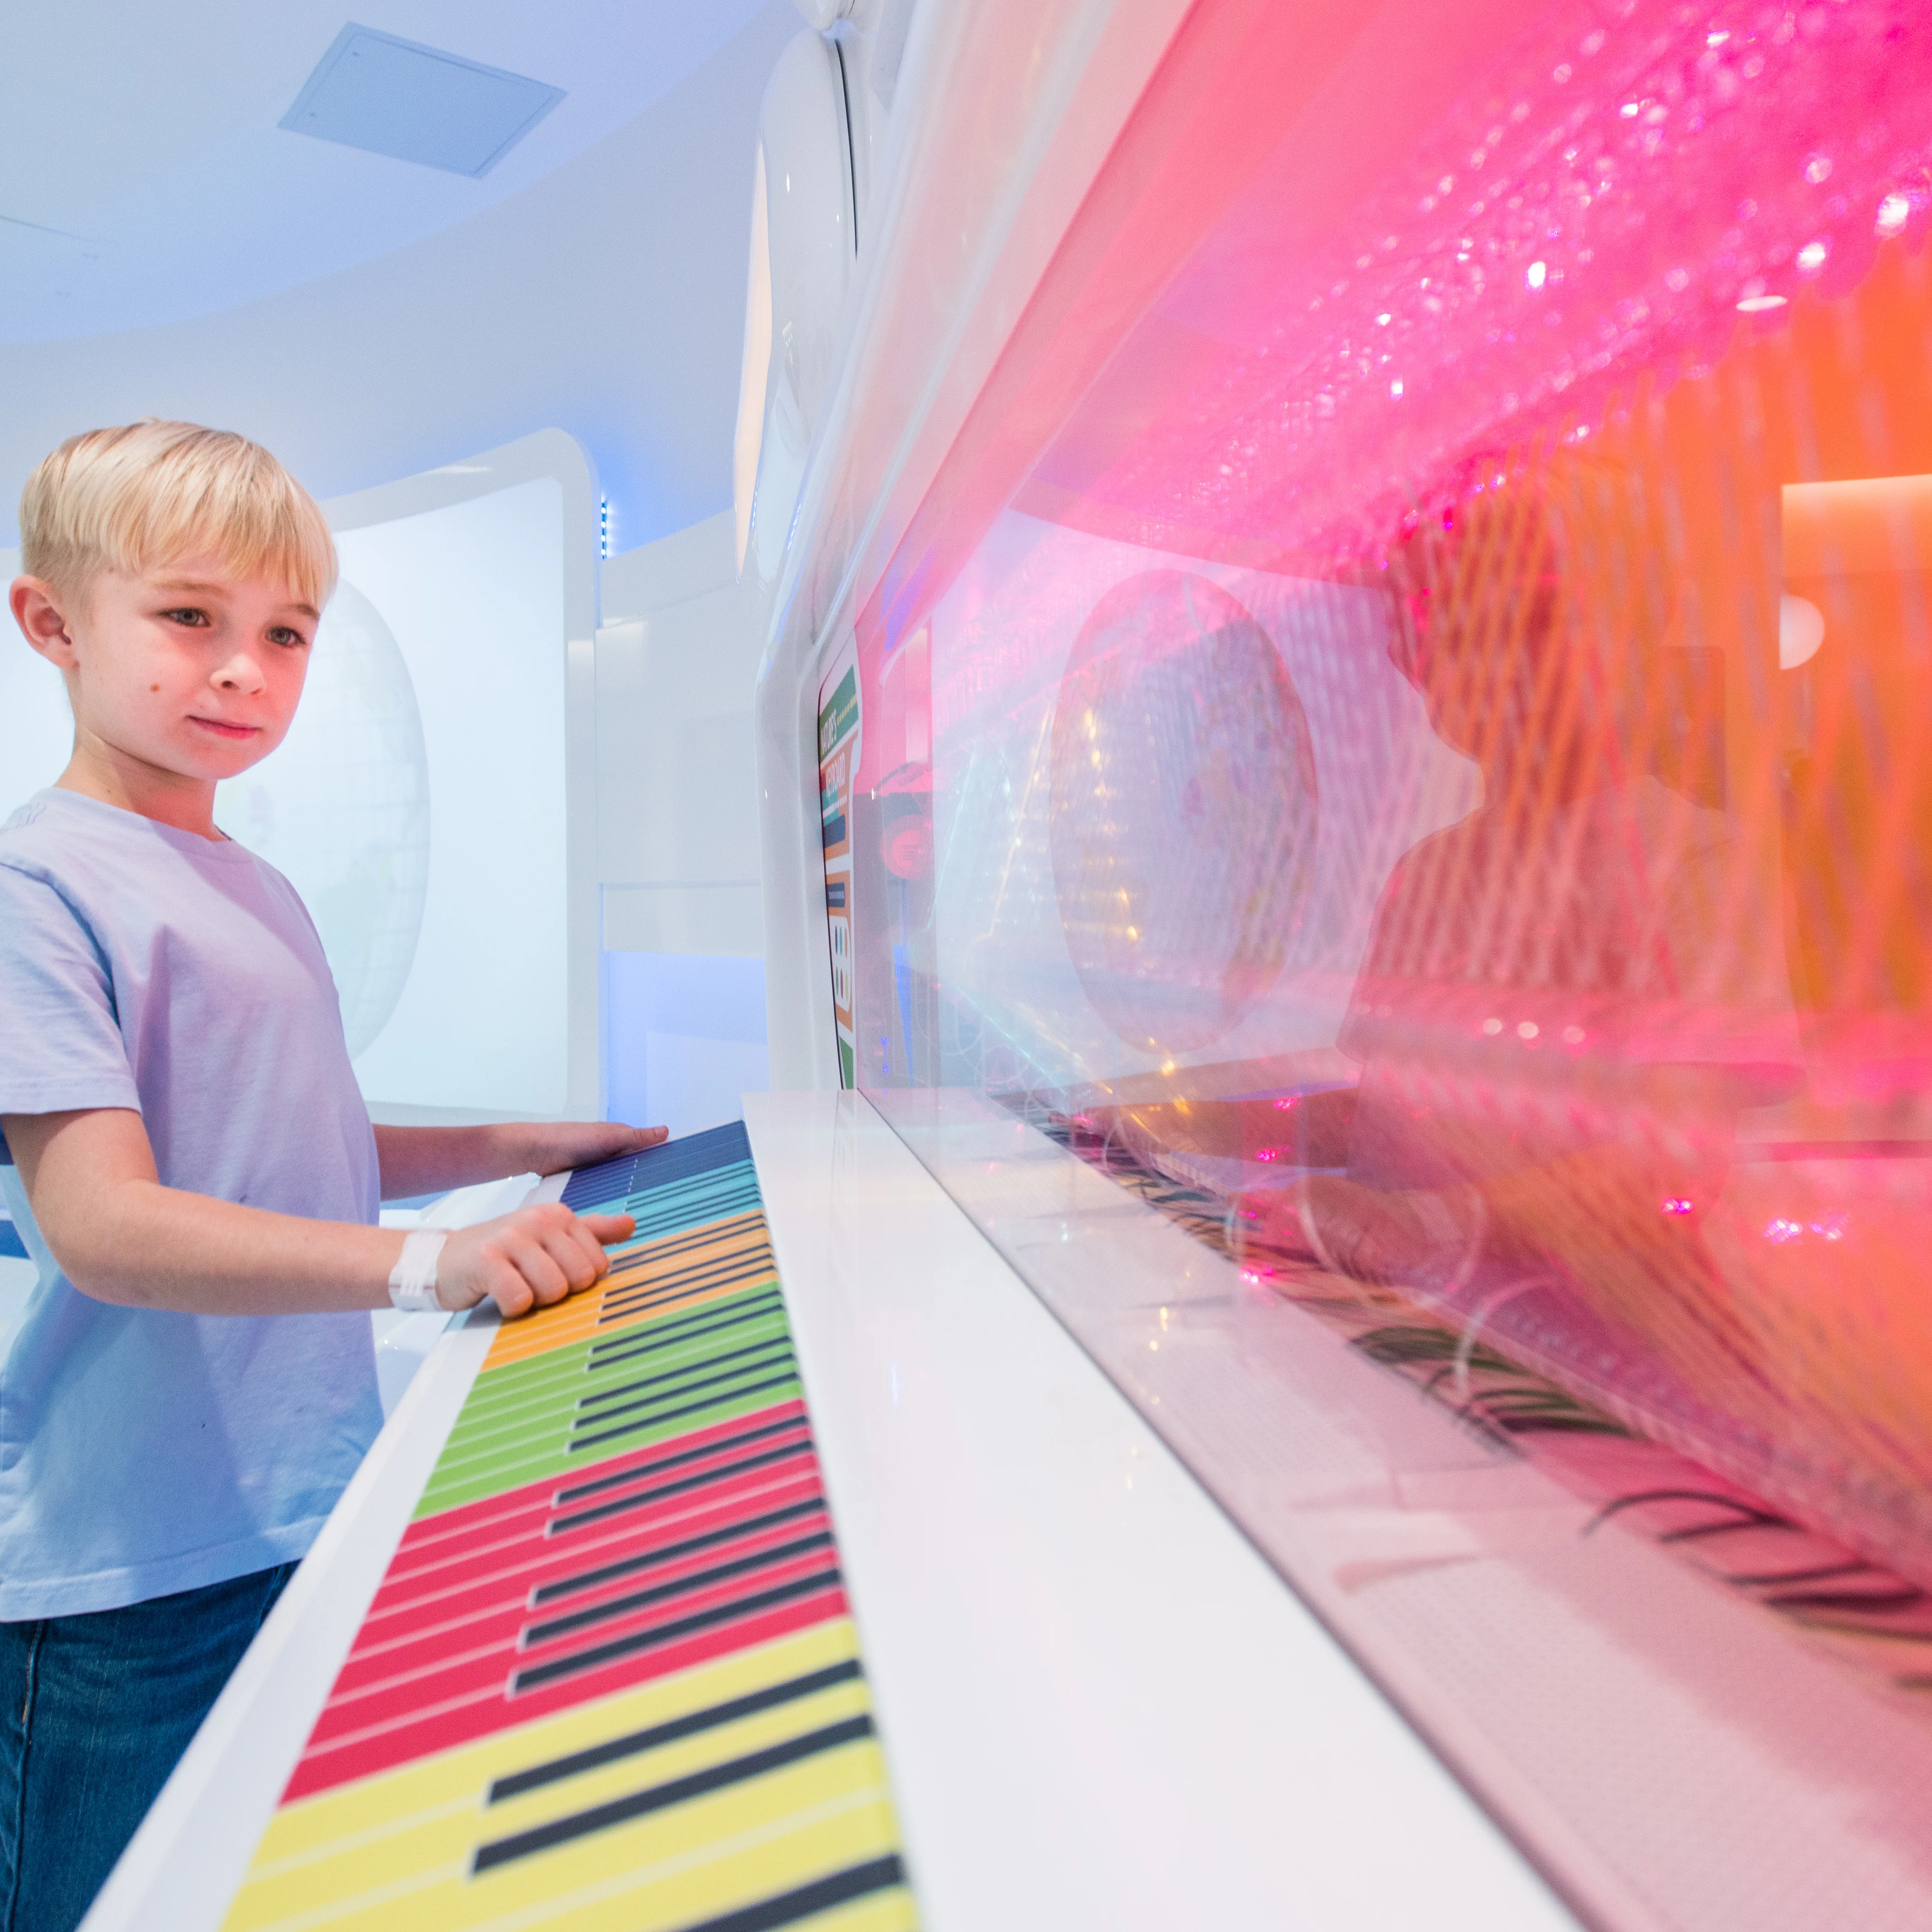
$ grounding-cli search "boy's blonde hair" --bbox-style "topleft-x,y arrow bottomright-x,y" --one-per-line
19,420 -> 337,611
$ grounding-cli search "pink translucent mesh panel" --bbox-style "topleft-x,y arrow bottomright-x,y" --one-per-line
823,4 -> 1932,1919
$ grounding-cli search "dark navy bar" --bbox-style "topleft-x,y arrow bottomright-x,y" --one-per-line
561,1121 -> 754,1212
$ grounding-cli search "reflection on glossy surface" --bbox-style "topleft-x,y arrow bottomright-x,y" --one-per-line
1050,572 -> 1318,1053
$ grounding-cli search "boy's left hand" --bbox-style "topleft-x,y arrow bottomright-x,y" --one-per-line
524,1121 -> 668,1177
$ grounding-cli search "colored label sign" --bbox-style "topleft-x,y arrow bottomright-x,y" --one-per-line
819,651 -> 862,1089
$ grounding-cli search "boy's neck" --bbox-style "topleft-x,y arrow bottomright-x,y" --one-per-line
57,736 -> 224,843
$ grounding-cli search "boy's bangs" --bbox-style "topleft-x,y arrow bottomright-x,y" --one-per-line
148,489 -> 339,615
21,421 -> 339,613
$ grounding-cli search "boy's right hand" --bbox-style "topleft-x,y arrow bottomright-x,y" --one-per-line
433,1203 -> 637,1319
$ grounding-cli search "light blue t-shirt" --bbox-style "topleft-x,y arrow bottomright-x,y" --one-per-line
0,787 -> 383,1619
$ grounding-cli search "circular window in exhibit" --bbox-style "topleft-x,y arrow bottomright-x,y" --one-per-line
216,579 -> 431,1059
1049,571 -> 1319,1055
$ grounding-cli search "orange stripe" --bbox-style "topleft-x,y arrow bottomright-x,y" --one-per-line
481,1217 -> 782,1372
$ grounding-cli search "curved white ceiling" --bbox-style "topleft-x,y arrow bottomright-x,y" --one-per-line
0,0 -> 771,345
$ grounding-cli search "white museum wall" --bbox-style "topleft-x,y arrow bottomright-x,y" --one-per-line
598,509 -> 769,1137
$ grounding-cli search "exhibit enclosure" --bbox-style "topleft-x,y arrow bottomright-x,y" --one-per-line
756,0 -> 1932,1925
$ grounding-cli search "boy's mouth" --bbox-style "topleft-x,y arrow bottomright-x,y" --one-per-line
188,715 -> 261,742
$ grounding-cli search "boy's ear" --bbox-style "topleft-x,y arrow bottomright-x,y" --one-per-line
9,576 -> 77,666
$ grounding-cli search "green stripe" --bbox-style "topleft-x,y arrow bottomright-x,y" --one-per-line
412,1288 -> 801,1520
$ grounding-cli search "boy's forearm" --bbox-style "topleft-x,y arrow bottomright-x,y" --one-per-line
7,1105 -> 406,1313
373,1121 -> 667,1201
7,1110 -> 642,1321
372,1123 -> 543,1200
58,1179 -> 405,1314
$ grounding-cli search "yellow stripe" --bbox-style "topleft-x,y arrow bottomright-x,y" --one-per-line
220,1622 -> 907,1932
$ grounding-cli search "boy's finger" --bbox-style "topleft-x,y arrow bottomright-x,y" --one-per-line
489,1264 -> 534,1320
536,1223 -> 603,1291
510,1239 -> 571,1304
580,1213 -> 636,1245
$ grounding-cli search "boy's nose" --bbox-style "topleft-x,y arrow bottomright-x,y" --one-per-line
213,654 -> 268,694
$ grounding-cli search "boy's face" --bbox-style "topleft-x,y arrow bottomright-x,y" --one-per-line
12,552 -> 317,787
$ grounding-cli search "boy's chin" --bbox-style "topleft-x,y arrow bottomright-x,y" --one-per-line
156,738 -> 277,786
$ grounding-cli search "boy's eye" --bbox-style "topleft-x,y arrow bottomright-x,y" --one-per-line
162,607 -> 210,627
267,627 -> 310,649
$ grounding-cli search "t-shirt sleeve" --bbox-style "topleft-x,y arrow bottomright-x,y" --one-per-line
0,862 -> 141,1151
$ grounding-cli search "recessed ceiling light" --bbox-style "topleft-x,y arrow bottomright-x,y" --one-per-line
279,24 -> 565,178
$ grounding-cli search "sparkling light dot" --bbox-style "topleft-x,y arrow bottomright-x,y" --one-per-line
1517,1020 -> 1540,1040
1737,293 -> 1788,313
1878,192 -> 1911,237
1389,377 -> 1404,399
1481,1017 -> 1504,1035
1795,239 -> 1829,273
1525,260 -> 1548,290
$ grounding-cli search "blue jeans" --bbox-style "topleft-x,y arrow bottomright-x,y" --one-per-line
0,1564 -> 294,1932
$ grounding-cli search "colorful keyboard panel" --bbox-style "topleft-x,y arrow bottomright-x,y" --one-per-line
220,1121 -> 916,1932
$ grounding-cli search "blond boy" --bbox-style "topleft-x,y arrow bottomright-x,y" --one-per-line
0,421 -> 659,1929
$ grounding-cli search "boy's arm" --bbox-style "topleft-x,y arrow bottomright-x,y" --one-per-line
4,1108 -> 634,1320
372,1121 -> 668,1201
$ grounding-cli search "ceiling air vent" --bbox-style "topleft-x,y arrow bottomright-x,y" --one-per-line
279,24 -> 565,178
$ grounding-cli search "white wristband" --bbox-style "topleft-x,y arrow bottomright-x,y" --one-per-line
388,1228 -> 449,1312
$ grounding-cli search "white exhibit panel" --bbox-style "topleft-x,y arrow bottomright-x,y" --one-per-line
602,948 -> 769,1139
596,509 -> 772,1137
302,477 -> 568,1115
295,429 -> 598,1120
